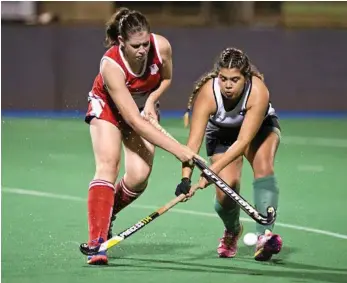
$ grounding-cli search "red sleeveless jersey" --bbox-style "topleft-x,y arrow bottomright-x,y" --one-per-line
90,33 -> 163,108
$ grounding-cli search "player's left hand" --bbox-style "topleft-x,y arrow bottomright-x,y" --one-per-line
197,175 -> 210,189
185,183 -> 201,199
187,163 -> 222,197
186,176 -> 209,199
143,100 -> 158,121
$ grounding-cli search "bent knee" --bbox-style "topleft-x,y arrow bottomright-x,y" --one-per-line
125,164 -> 152,191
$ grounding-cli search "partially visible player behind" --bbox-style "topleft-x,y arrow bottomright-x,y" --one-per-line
175,47 -> 282,261
84,7 -> 198,265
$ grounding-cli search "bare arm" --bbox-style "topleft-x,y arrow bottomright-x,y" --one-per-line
210,77 -> 270,174
182,80 -> 215,178
146,34 -> 172,104
101,60 -> 192,162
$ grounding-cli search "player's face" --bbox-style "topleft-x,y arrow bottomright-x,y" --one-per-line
124,31 -> 151,62
218,68 -> 246,99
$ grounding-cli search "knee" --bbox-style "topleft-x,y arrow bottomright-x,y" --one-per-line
95,158 -> 120,182
125,164 -> 153,192
253,162 -> 274,179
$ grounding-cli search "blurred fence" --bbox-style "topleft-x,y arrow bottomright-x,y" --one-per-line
2,2 -> 347,113
3,2 -> 347,28
2,25 -> 347,112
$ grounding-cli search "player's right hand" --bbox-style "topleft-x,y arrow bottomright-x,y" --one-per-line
175,145 -> 202,165
175,178 -> 191,196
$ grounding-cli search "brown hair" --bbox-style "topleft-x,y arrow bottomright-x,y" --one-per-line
105,7 -> 150,47
183,47 -> 264,127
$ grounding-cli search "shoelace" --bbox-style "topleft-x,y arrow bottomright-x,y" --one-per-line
220,232 -> 237,247
257,234 -> 272,249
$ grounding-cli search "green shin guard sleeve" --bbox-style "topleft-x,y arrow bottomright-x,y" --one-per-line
214,197 -> 241,234
253,175 -> 279,234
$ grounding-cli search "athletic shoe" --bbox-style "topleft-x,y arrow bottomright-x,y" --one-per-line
254,229 -> 282,261
217,224 -> 243,258
87,238 -> 108,265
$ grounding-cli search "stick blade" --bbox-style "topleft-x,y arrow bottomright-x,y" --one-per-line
79,243 -> 99,256
266,206 -> 277,225
100,236 -> 124,252
79,236 -> 124,256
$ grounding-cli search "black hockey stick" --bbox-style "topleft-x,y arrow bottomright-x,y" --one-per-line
193,157 -> 276,225
148,116 -> 276,226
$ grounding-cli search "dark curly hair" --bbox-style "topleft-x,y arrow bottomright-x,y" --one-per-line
184,47 -> 263,126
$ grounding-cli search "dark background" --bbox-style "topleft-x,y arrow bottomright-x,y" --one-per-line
2,26 -> 347,112
2,1 -> 347,114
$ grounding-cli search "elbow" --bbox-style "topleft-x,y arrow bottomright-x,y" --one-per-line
161,78 -> 172,89
166,78 -> 172,86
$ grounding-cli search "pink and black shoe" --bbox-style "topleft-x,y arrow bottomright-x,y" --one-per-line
254,230 -> 282,261
217,224 -> 243,258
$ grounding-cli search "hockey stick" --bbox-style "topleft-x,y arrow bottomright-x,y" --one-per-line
79,193 -> 186,256
79,115 -> 193,256
80,116 -> 275,256
147,116 -> 276,226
